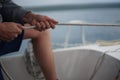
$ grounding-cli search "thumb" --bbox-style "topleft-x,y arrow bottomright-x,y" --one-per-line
17,24 -> 24,30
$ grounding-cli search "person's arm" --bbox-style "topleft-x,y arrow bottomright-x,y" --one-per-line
1,0 -> 29,23
0,22 -> 23,41
23,12 -> 58,31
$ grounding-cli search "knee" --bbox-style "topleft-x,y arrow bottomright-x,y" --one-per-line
33,30 -> 50,40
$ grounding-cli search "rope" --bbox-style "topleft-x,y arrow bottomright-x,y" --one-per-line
23,23 -> 120,29
57,23 -> 120,27
96,40 -> 120,46
25,41 -> 45,80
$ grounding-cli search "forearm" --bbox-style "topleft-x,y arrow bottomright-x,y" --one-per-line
1,0 -> 29,23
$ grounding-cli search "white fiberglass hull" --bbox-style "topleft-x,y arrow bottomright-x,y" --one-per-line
0,45 -> 120,80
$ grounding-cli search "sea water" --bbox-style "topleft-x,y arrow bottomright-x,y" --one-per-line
33,8 -> 120,48
11,0 -> 120,53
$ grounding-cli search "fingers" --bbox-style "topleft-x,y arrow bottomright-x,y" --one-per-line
36,22 -> 42,31
38,21 -> 56,31
17,24 -> 24,30
0,33 -> 19,42
49,21 -> 56,29
1,22 -> 23,42
44,16 -> 58,24
15,25 -> 23,34
44,21 -> 50,29
33,20 -> 53,31
40,22 -> 46,30
35,21 -> 48,31
8,22 -> 23,34
42,16 -> 58,29
25,14 -> 58,31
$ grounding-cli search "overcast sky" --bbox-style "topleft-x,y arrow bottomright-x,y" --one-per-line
13,0 -> 120,7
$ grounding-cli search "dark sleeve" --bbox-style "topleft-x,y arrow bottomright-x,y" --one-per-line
1,0 -> 29,23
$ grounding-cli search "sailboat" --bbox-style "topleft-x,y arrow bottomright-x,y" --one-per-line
0,2 -> 120,80
0,22 -> 120,80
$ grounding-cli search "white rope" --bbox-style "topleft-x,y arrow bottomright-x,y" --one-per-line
23,26 -> 35,29
23,23 -> 120,29
96,40 -> 120,46
58,23 -> 120,27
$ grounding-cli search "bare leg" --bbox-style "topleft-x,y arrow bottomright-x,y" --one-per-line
23,29 -> 57,80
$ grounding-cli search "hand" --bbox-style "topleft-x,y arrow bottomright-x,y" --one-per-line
23,12 -> 58,31
0,22 -> 23,42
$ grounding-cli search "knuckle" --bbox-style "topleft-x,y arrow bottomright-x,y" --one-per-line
18,30 -> 22,33
16,28 -> 22,33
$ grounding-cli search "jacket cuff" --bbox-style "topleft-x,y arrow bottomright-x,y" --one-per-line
13,8 -> 30,23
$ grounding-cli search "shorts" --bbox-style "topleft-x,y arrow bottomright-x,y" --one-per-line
0,30 -> 24,56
